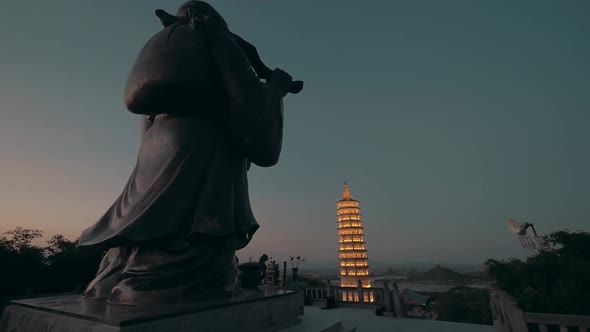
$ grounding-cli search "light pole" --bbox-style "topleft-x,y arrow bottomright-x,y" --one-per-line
506,218 -> 549,253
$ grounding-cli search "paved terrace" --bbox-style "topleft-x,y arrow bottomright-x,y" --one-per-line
285,305 -> 493,332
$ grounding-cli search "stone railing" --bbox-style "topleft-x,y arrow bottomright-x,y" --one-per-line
490,285 -> 590,332
523,313 -> 590,332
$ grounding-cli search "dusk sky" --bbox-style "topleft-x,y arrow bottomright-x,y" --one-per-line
1,1 -> 589,266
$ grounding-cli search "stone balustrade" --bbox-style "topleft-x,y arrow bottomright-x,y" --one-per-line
490,285 -> 590,332
523,312 -> 590,332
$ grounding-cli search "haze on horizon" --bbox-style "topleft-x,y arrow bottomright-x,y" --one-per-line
1,0 -> 589,266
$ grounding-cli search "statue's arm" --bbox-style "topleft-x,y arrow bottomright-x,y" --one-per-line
209,32 -> 285,167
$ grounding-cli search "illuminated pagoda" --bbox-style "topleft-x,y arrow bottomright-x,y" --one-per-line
337,182 -> 372,293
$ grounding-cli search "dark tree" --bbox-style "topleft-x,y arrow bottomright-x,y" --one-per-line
0,228 -> 45,297
485,230 -> 590,315
42,235 -> 104,294
1,227 -> 43,252
433,286 -> 493,325
0,229 -> 104,299
45,235 -> 78,256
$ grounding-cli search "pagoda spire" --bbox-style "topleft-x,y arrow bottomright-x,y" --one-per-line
343,181 -> 351,199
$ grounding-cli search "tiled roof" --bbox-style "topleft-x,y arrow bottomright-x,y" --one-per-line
401,289 -> 430,306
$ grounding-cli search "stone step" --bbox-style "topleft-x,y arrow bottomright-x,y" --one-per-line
279,315 -> 356,332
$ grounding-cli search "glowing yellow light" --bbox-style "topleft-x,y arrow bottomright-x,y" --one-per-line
337,184 -> 372,290
337,208 -> 361,215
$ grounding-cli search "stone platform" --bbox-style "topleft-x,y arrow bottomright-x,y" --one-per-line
0,289 -> 300,332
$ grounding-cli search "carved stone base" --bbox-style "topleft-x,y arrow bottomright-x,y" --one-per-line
0,290 -> 299,332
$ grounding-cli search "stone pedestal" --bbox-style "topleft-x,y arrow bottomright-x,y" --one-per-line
0,290 -> 299,332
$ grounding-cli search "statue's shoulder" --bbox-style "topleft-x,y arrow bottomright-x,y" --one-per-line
208,29 -> 251,70
124,22 -> 211,115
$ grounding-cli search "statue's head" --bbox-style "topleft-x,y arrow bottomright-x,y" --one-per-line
177,1 -> 228,30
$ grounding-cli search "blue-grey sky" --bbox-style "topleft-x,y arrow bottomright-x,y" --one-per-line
1,1 -> 589,265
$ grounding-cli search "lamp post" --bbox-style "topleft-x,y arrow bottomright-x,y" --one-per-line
506,218 -> 549,253
289,256 -> 305,282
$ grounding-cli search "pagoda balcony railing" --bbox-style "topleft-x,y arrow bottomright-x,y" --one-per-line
337,226 -> 364,230
490,285 -> 590,332
303,286 -> 385,306
340,264 -> 370,268
337,214 -> 361,217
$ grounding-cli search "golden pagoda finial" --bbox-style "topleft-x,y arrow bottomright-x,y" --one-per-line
343,181 -> 351,199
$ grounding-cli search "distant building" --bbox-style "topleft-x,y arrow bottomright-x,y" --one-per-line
400,289 -> 436,319
337,182 -> 372,292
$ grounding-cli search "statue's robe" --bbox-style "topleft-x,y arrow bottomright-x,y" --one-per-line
78,31 -> 284,305
80,32 -> 283,251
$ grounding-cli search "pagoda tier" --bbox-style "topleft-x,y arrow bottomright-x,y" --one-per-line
336,182 -> 371,289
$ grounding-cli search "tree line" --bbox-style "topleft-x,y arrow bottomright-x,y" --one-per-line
0,227 -> 104,313
2,227 -> 588,322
